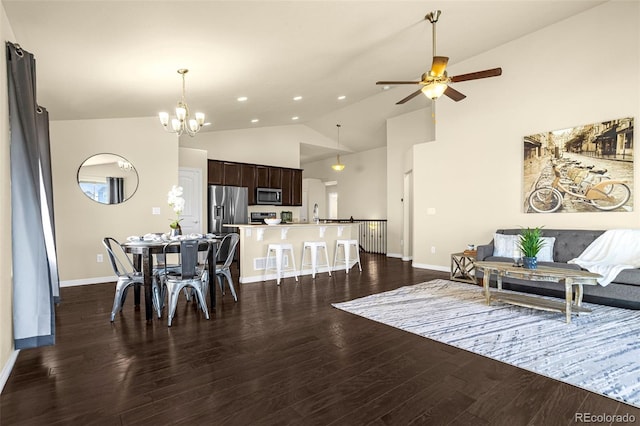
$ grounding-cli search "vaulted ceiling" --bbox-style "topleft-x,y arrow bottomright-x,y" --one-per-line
3,1 -> 605,162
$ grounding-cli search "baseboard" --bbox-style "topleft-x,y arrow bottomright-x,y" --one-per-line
60,276 -> 115,288
401,256 -> 413,262
412,262 -> 449,273
0,349 -> 19,394
387,252 -> 403,259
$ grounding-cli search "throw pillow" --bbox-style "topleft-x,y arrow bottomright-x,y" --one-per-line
493,234 -> 522,258
537,236 -> 556,262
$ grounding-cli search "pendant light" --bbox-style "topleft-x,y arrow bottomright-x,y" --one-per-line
331,124 -> 345,172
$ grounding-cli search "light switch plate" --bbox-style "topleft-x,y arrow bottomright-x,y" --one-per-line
152,207 -> 161,215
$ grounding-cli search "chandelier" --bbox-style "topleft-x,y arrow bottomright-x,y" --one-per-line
331,124 -> 345,172
159,69 -> 205,137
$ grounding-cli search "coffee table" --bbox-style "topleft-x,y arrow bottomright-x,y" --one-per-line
474,261 -> 602,324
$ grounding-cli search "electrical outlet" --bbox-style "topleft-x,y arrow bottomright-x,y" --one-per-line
431,246 -> 436,254
97,254 -> 104,263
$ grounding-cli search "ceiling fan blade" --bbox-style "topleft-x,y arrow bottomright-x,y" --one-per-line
396,89 -> 423,104
443,86 -> 466,102
429,56 -> 449,77
376,81 -> 421,85
450,67 -> 502,83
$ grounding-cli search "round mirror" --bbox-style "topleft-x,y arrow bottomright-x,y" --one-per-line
77,153 -> 139,204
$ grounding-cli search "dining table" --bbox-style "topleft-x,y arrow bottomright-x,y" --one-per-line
122,236 -> 218,322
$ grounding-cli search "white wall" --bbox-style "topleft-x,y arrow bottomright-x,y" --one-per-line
51,117 -> 177,283
302,146 -> 387,219
386,108 -> 435,257
0,1 -> 16,391
411,1 -> 640,270
180,124 -> 324,168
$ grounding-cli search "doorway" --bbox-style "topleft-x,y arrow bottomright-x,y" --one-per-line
178,167 -> 203,234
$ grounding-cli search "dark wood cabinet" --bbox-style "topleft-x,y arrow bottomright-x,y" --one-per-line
269,167 -> 282,189
281,168 -> 293,206
292,169 -> 302,206
207,159 -> 302,206
207,160 -> 223,185
256,166 -> 269,188
223,162 -> 242,186
241,164 -> 256,205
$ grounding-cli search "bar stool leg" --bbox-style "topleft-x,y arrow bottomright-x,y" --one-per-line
354,242 -> 362,271
274,247 -> 283,285
310,244 -> 318,278
323,244 -> 332,277
289,246 -> 299,282
344,242 -> 351,274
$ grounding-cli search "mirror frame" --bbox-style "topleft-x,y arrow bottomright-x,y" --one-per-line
77,153 -> 139,205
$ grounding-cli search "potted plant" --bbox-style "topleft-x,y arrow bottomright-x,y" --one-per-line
518,227 -> 545,269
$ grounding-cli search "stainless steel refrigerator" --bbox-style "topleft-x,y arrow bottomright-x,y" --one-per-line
208,185 -> 248,235
208,185 -> 248,261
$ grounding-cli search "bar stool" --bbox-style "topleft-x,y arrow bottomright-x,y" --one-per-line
300,241 -> 331,279
333,239 -> 362,274
264,243 -> 298,285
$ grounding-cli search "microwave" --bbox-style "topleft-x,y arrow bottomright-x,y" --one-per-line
256,187 -> 282,205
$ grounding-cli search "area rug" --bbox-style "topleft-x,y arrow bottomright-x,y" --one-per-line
332,279 -> 640,408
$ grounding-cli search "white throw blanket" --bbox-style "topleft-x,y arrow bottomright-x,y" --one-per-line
568,229 -> 640,286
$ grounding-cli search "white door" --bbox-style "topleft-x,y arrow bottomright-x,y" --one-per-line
178,167 -> 203,234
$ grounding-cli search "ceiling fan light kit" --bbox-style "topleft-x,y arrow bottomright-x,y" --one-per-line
159,69 -> 206,137
376,10 -> 502,105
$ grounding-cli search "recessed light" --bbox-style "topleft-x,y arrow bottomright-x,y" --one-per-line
251,118 -> 259,123
337,95 -> 346,100
293,96 -> 302,101
383,85 -> 391,90
237,96 -> 248,102
291,116 -> 299,120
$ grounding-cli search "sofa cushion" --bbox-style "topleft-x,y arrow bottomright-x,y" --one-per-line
613,268 -> 640,286
537,237 -> 556,262
492,234 -> 521,258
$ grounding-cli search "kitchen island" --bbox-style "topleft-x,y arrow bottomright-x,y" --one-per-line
226,223 -> 359,283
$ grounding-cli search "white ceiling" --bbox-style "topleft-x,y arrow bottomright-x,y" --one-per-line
3,0 -> 605,163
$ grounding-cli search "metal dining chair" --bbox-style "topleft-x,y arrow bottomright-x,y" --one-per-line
216,233 -> 240,302
102,237 -> 162,321
161,239 -> 211,326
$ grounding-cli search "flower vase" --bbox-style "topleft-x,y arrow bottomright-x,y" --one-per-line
170,224 -> 182,238
522,256 -> 537,269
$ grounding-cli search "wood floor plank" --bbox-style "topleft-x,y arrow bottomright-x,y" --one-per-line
0,254 -> 633,425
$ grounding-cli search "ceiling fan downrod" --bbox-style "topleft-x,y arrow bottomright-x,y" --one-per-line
426,10 -> 441,57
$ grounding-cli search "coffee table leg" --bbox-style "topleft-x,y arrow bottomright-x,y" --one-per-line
575,284 -> 584,307
483,270 -> 491,305
565,279 -> 572,324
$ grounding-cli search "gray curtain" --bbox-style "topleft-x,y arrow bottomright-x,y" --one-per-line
7,42 -> 59,349
107,176 -> 124,204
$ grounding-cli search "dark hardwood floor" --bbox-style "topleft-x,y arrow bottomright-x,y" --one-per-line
2,254 -> 639,425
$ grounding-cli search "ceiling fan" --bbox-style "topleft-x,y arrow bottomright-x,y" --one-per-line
376,10 -> 502,104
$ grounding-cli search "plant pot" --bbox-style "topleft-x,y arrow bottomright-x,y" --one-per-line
170,224 -> 182,238
522,256 -> 538,269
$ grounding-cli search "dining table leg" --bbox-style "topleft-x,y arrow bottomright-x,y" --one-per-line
142,248 -> 153,323
132,254 -> 141,309
209,242 -> 216,310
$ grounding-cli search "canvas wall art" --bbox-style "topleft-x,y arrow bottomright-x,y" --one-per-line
523,117 -> 634,213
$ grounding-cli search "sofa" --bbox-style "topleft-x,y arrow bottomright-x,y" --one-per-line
475,229 -> 640,310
